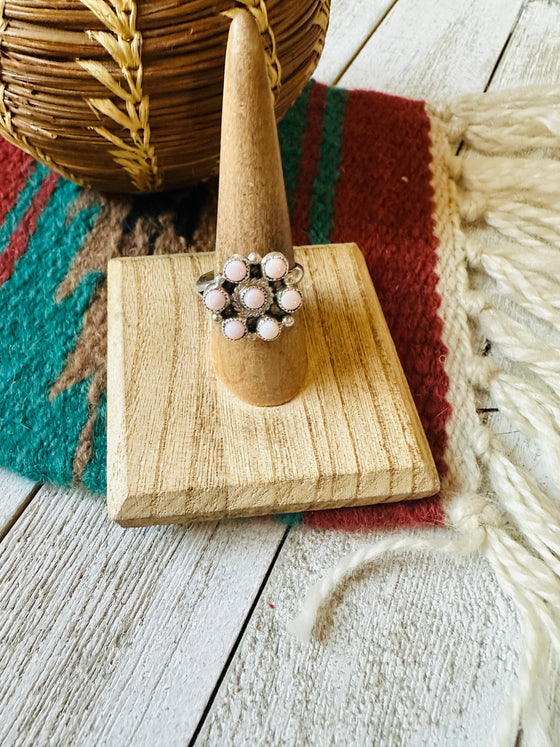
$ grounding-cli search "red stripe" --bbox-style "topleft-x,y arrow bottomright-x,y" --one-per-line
0,171 -> 59,285
0,141 -> 36,226
290,83 -> 327,245
306,90 -> 450,531
306,495 -> 444,532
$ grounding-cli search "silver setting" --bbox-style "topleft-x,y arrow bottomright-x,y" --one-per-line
202,284 -> 230,313
261,251 -> 289,281
221,316 -> 248,341
196,270 -> 217,294
284,264 -> 304,286
256,315 -> 282,341
282,315 -> 295,327
232,278 -> 273,317
222,254 -> 249,283
276,287 -> 303,313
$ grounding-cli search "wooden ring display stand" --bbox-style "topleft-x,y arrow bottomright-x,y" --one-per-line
211,11 -> 307,407
106,11 -> 440,527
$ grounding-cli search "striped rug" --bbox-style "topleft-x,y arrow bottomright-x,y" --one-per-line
0,81 -> 446,531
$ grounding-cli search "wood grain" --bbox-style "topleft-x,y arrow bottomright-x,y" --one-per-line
196,525 -> 520,747
107,243 -> 439,526
0,469 -> 37,540
0,483 -> 286,745
211,10 -> 307,407
338,0 -> 525,98
489,0 -> 560,90
313,0 -> 397,85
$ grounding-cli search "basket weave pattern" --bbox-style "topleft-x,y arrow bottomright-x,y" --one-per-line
0,0 -> 329,192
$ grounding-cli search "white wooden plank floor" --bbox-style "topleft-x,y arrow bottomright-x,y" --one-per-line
1,1 -> 558,744
0,472 -> 37,542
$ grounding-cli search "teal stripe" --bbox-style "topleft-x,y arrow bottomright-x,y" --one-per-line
308,87 -> 348,245
274,87 -> 347,527
0,178 -> 102,485
276,512 -> 303,526
278,81 -> 313,215
0,163 -> 49,252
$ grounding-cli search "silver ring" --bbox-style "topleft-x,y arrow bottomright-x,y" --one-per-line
196,251 -> 304,341
196,271 -> 218,294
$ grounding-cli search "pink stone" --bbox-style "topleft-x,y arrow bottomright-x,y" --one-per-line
243,286 -> 266,310
223,319 -> 246,340
204,288 -> 227,312
264,256 -> 288,280
257,317 -> 281,341
279,289 -> 302,311
224,259 -> 247,282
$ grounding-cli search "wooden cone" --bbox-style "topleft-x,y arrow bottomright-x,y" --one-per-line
211,10 -> 308,407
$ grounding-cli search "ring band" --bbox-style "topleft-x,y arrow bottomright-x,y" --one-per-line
196,271 -> 218,294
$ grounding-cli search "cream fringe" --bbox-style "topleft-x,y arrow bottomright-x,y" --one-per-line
289,86 -> 560,746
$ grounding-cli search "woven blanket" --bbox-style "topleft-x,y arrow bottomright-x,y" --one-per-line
1,81 -> 559,742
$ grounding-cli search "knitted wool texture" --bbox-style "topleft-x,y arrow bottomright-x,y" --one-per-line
0,81 -> 447,531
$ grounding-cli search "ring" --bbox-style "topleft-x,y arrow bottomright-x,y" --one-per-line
196,251 -> 304,341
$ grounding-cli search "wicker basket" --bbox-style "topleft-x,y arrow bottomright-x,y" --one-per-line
0,0 -> 329,193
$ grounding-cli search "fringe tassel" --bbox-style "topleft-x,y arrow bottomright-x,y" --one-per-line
488,371 -> 560,473
431,86 -> 560,153
466,239 -> 560,326
467,354 -> 560,477
479,308 -> 560,393
290,85 -> 560,745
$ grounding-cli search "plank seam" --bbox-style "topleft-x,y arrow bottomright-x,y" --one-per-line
482,2 -> 526,91
332,0 -> 400,85
188,524 -> 291,747
0,482 -> 43,543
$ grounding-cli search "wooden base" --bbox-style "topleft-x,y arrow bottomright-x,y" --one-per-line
106,243 -> 439,527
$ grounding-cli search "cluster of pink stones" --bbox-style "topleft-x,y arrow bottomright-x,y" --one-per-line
201,252 -> 303,341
